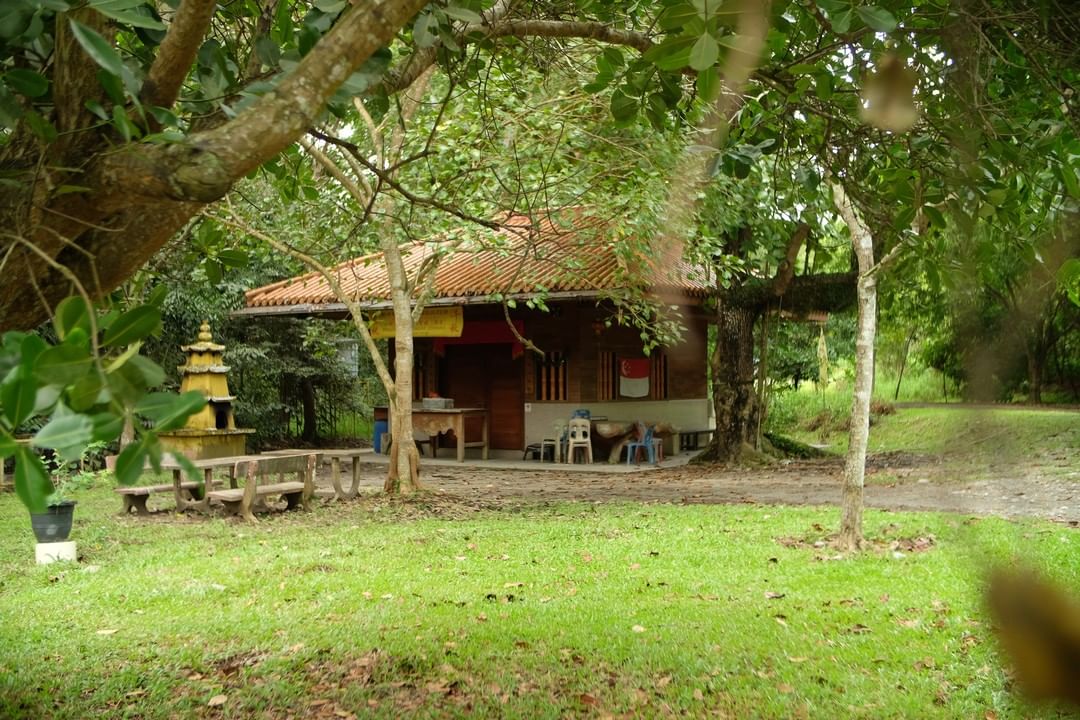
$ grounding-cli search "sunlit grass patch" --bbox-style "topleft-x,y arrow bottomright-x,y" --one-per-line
1,483 -> 1077,718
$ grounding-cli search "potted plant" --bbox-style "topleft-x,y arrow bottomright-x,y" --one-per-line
29,494 -> 76,543
28,452 -> 86,543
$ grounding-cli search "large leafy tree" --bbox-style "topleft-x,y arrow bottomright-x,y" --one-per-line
0,0 -> 666,331
2,0 -> 1076,541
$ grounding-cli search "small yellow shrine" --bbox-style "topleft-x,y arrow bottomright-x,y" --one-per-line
159,321 -> 253,459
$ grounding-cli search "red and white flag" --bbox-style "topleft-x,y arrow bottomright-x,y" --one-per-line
619,358 -> 650,398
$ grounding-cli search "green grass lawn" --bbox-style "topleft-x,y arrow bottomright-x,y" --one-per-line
1,482 -> 1077,718
775,403 -> 1079,469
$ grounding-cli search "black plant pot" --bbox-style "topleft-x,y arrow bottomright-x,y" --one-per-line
30,500 -> 76,543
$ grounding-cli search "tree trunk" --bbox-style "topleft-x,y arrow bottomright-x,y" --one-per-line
707,299 -> 760,462
1026,347 -> 1044,404
300,378 -> 317,442
756,313 -> 770,446
382,229 -> 422,494
833,182 -> 876,552
385,325 -> 421,494
893,329 -> 915,401
120,416 -> 136,450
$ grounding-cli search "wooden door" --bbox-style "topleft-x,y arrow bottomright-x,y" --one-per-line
443,345 -> 523,450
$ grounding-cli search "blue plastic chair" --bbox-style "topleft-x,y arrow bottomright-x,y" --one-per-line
626,424 -> 657,465
571,409 -> 591,419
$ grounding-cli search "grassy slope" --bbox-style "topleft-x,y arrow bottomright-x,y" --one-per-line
1,484 -> 1078,718
774,402 -> 1079,467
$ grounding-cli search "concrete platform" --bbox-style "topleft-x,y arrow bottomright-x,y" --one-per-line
359,447 -> 698,474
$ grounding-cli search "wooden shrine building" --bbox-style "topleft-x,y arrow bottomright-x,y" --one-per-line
239,208 -> 718,455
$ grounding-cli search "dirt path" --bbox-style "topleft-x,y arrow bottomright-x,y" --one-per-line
339,452 -> 1080,524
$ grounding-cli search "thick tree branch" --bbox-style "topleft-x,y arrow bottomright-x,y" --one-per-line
106,0 -> 428,204
243,0 -> 282,81
771,222 -> 810,296
0,0 -> 428,332
381,17 -> 653,94
52,9 -> 113,137
485,20 -> 652,52
141,0 -> 218,109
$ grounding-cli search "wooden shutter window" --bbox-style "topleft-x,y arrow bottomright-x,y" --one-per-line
597,350 -> 616,401
650,352 -> 669,400
536,351 -> 568,401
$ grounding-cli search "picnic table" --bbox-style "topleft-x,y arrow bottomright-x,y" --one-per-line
116,452 -> 312,515
590,420 -> 678,464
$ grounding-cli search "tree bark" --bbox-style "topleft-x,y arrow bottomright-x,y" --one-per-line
707,300 -> 760,462
384,243 -> 422,494
1026,347 -> 1044,404
893,329 -> 915,401
833,182 -> 876,552
300,378 -> 317,442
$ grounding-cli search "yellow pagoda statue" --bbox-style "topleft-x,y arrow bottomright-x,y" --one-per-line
159,321 -> 254,459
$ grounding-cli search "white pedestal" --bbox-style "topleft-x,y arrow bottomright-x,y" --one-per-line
36,541 -> 77,565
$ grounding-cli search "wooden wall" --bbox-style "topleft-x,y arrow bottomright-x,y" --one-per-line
455,302 -> 708,403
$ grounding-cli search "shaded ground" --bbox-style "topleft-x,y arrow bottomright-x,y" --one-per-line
337,450 -> 1080,524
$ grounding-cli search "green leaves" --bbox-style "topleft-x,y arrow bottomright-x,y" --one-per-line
114,437 -> 148,486
1,367 -> 36,427
0,296 -> 180,513
442,3 -> 483,24
815,2 -> 897,33
1,334 -> 45,427
53,296 -> 92,341
413,12 -> 438,48
68,19 -> 125,77
856,6 -> 897,32
103,305 -> 162,348
4,68 -> 48,97
689,33 -> 719,72
135,391 -> 206,432
32,412 -> 94,462
1059,258 -> 1080,306
643,36 -> 697,72
14,446 -> 53,513
696,68 -> 720,102
89,0 -> 165,30
610,90 -> 639,123
35,343 -> 93,386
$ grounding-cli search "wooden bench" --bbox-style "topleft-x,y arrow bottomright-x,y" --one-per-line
115,481 -> 204,516
263,448 -> 370,499
207,454 -> 315,522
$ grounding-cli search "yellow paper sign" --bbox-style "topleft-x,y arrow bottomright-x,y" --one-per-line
369,306 -> 464,339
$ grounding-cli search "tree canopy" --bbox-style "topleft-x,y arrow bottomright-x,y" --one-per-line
1,0 -> 1077,515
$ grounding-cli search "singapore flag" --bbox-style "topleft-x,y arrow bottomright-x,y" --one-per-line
619,358 -> 650,398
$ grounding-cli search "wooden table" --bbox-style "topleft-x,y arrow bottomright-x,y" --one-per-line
591,421 -> 637,464
406,408 -> 489,463
263,448 -> 368,499
591,421 -> 678,464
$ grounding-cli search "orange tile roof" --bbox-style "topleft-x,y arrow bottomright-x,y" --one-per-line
243,208 -> 715,312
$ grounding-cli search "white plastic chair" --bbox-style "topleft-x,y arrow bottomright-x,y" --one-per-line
540,420 -> 566,463
566,418 -> 592,464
